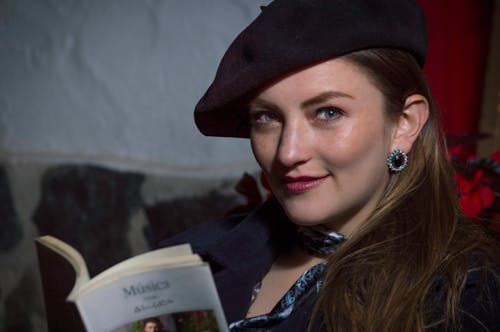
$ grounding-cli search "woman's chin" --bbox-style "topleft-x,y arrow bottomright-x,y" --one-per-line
281,204 -> 334,227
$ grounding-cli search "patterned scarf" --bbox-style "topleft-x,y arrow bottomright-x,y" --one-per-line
228,227 -> 346,331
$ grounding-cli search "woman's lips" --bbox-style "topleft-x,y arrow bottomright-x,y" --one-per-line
283,175 -> 329,193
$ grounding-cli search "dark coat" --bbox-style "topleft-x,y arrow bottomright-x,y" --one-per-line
160,198 -> 499,331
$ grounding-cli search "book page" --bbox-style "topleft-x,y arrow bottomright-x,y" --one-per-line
69,244 -> 199,299
75,263 -> 228,332
37,236 -> 90,294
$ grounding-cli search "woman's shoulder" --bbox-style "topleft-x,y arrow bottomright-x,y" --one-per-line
459,264 -> 500,331
428,221 -> 500,330
452,222 -> 500,331
426,257 -> 499,331
157,210 -> 248,251
158,197 -> 294,254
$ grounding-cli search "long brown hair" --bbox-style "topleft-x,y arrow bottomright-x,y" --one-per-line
312,49 -> 499,331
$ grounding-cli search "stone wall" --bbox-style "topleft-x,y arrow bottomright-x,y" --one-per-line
0,159 -> 258,331
0,1 -> 269,330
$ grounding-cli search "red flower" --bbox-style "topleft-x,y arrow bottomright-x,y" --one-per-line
448,145 -> 479,161
227,172 -> 274,215
455,171 -> 495,217
490,150 -> 500,163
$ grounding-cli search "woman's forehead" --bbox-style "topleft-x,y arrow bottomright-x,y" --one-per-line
250,59 -> 379,103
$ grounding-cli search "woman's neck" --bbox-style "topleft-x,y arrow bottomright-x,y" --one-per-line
246,244 -> 324,318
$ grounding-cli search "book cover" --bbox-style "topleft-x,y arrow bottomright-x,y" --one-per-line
36,235 -> 228,332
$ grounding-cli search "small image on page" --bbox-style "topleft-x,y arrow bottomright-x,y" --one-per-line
110,309 -> 220,332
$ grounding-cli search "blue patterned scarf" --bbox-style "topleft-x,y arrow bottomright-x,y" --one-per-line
228,227 -> 346,331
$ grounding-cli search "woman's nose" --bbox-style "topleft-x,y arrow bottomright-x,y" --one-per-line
276,121 -> 312,167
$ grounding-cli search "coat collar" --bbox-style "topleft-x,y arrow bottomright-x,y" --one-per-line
197,197 -> 295,269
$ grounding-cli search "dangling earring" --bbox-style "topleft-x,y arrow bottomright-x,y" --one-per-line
387,149 -> 408,173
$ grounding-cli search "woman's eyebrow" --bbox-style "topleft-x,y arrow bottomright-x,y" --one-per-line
249,90 -> 353,110
301,91 -> 354,108
248,98 -> 278,110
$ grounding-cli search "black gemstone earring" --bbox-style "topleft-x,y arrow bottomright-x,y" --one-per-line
387,149 -> 408,173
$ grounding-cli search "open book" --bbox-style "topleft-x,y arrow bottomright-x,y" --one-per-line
36,235 -> 228,332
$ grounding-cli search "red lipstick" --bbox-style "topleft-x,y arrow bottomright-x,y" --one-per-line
283,175 -> 328,193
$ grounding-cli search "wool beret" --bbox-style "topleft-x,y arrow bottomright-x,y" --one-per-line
194,0 -> 427,138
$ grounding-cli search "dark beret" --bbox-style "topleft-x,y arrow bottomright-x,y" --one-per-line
194,0 -> 427,138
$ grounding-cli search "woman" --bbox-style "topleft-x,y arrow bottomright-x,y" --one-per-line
163,0 -> 500,331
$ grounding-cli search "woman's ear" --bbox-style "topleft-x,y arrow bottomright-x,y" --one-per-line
391,94 -> 429,152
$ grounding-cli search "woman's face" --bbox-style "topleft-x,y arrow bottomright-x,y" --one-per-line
249,58 -> 397,235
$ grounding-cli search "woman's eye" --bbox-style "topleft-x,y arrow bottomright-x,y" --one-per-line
250,111 -> 278,124
316,107 -> 343,120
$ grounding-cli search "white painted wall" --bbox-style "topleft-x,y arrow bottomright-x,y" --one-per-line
0,0 -> 269,176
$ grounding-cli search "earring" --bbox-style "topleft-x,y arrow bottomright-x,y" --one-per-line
387,149 -> 408,173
